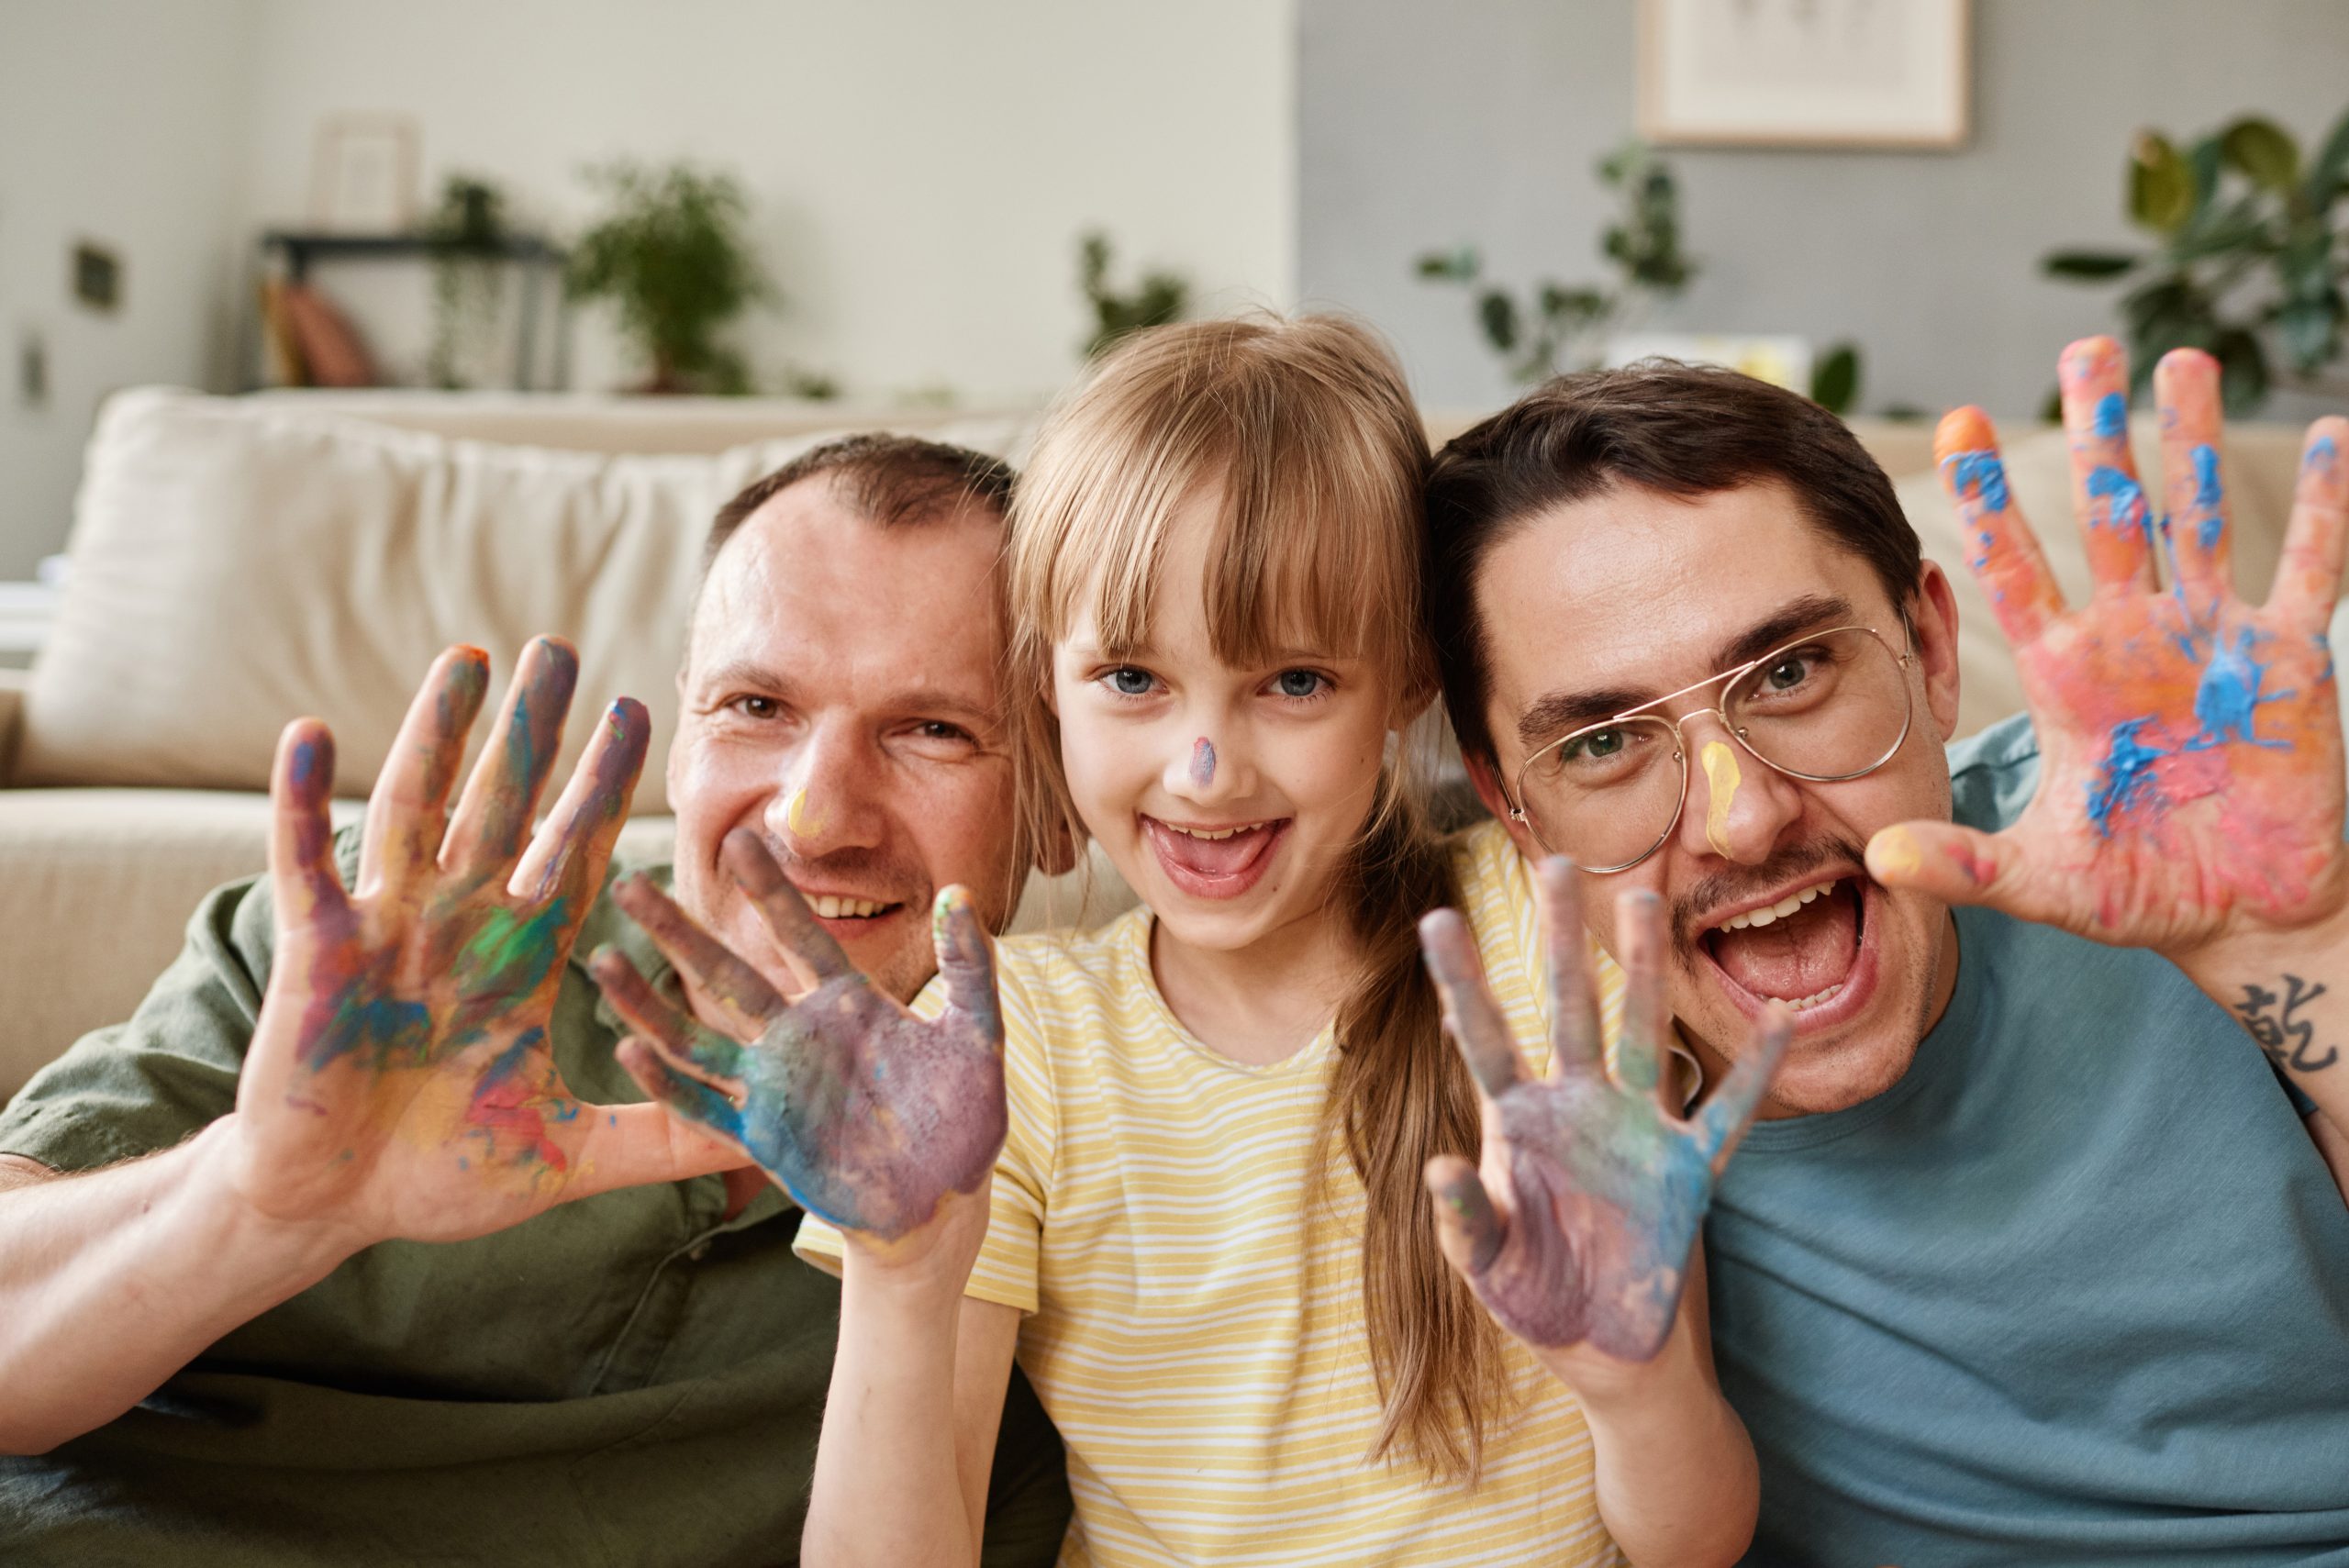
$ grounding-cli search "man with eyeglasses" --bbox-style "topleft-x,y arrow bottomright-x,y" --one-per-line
1421,339 -> 2349,1566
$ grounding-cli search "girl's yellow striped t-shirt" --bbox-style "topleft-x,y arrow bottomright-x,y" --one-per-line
798,819 -> 1628,1567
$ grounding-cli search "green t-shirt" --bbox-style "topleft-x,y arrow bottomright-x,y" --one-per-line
0,837 -> 1071,1568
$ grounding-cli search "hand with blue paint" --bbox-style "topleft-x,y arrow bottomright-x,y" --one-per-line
1419,857 -> 1790,1372
1867,339 -> 2349,962
597,828 -> 1008,1251
228,639 -> 740,1248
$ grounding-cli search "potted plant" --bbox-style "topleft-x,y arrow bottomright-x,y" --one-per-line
2043,106 -> 2349,414
567,161 -> 774,395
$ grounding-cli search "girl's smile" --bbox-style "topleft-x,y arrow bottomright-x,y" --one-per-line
1141,815 -> 1292,900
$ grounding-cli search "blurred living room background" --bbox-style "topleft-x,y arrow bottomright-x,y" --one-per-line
0,0 -> 2345,1091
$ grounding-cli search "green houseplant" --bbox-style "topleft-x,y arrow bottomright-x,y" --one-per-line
1078,231 -> 1189,360
1416,140 -> 1698,384
567,161 -> 774,395
422,173 -> 510,390
2043,106 -> 2349,413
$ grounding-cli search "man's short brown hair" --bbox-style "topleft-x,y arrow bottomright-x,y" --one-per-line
703,432 -> 1015,575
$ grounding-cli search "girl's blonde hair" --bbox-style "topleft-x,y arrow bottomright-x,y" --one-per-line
1007,313 -> 1509,1483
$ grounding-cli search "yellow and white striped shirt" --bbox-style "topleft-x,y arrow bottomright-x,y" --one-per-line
801,820 -> 1626,1567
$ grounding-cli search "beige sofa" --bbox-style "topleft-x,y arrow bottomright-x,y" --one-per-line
0,389 -> 2332,1100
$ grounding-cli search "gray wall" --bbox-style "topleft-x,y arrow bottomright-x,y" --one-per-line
1299,0 -> 2349,423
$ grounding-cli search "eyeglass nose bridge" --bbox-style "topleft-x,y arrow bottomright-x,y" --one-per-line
1504,624 -> 1918,870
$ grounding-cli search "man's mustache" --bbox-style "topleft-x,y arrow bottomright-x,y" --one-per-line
1669,836 -> 1870,962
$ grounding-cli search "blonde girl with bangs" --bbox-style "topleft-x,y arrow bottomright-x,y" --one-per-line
722,316 -> 1779,1565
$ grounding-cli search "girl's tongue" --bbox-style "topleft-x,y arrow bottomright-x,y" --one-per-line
1705,880 -> 1862,1002
1150,819 -> 1279,880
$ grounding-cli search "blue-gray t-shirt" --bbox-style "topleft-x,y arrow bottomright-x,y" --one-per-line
1708,715 -> 2349,1567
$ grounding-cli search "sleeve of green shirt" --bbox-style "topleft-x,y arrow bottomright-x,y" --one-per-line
0,863 -> 284,1173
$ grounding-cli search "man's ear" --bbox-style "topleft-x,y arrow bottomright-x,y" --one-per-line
1910,564 -> 1964,741
1462,746 -> 1531,850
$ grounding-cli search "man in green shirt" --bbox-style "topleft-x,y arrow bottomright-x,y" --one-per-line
0,436 -> 1073,1566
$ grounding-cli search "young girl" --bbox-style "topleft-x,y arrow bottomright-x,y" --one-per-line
614,316 -> 1780,1565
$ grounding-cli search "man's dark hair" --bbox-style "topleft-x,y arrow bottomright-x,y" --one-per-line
703,431 -> 1015,574
1423,360 -> 1922,764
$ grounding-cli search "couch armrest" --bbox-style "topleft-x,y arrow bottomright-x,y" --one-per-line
0,669 -> 27,787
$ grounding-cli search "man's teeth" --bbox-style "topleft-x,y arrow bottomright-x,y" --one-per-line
809,895 -> 890,919
1716,879 -> 1838,931
1788,982 -> 1845,1013
1165,822 -> 1265,841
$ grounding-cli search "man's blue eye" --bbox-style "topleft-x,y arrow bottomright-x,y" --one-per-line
1109,668 -> 1153,695
1275,670 -> 1322,698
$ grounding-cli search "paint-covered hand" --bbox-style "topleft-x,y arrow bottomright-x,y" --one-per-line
1869,338 -> 2349,960
596,828 -> 1007,1248
228,639 -> 740,1248
1419,859 -> 1789,1368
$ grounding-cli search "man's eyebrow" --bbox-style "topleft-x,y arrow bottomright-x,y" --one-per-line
1513,594 -> 1859,751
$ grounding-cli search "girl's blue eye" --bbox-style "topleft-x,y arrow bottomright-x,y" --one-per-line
1108,667 -> 1154,696
1275,670 -> 1323,698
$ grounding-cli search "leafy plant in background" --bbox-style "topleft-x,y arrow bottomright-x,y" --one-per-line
567,161 -> 774,395
1416,140 -> 1696,384
2043,106 -> 2349,414
1418,140 -> 1865,415
1079,231 -> 1189,360
422,174 -> 510,390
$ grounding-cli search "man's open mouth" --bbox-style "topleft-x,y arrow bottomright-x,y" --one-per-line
1697,873 -> 1877,1029
799,893 -> 906,922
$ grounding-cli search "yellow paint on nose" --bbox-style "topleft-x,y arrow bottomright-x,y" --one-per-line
785,787 -> 826,838
1700,741 -> 1742,858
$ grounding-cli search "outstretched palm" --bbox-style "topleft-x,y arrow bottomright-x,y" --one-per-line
596,828 -> 1006,1242
234,638 -> 738,1245
1419,858 -> 1788,1364
1876,339 -> 2349,957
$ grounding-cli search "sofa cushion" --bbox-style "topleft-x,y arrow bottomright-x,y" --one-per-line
17,389 -> 1030,812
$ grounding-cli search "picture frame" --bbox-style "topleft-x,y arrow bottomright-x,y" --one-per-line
308,114 -> 421,233
1637,0 -> 1971,150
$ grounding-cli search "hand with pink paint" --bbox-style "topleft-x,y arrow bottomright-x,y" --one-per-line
596,828 -> 1007,1259
228,637 -> 740,1248
1418,857 -> 1789,1378
1869,340 -> 2349,963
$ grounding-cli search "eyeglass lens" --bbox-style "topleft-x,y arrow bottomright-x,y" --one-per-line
1517,628 -> 1910,869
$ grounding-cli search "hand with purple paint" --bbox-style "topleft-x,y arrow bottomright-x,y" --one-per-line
228,638 -> 740,1247
596,828 -> 1007,1257
1419,858 -> 1789,1373
1869,339 -> 2349,961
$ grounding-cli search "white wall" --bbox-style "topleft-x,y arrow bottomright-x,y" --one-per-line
0,0 -> 256,578
234,0 -> 1298,401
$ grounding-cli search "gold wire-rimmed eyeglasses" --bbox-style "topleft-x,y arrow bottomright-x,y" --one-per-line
1503,625 -> 1918,873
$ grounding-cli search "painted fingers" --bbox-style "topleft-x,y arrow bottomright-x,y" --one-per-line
1687,1002 -> 1791,1174
356,644 -> 490,897
507,696 -> 651,906
1424,1152 -> 1504,1277
607,874 -> 784,1040
930,886 -> 1003,1046
2269,417 -> 2349,635
1936,406 -> 2067,648
1534,857 -> 1603,1076
441,637 -> 579,873
2155,350 -> 2235,613
1419,908 -> 1524,1097
2058,337 -> 2160,598
720,828 -> 855,986
269,718 -> 352,930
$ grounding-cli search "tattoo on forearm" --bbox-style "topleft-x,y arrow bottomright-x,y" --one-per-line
2235,975 -> 2341,1074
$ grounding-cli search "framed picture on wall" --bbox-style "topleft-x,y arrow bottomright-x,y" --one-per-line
308,115 -> 421,232
1638,0 -> 1971,149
